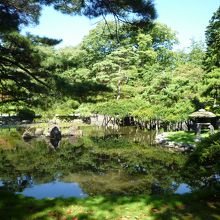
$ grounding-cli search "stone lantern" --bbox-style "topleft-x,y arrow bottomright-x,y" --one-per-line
189,109 -> 217,141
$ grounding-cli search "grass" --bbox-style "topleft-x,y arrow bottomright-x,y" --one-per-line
0,129 -> 24,149
165,131 -> 211,145
0,189 -> 220,220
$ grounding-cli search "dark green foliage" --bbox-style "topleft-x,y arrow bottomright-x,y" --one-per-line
184,132 -> 220,188
0,0 -> 217,124
49,0 -> 157,25
204,6 -> 220,71
202,68 -> 220,107
61,21 -> 209,122
27,33 -> 62,46
194,132 -> 220,168
0,189 -> 219,220
92,98 -> 147,118
17,108 -> 35,121
0,32 -> 51,103
0,0 -> 56,105
0,0 -> 41,32
0,0 -> 157,108
0,0 -> 157,31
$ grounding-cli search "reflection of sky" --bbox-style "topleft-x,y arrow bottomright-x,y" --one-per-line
0,180 -> 3,187
175,183 -> 191,194
16,181 -> 87,199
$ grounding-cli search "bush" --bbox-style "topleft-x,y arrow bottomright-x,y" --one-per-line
184,132 -> 220,188
195,132 -> 220,167
18,108 -> 35,121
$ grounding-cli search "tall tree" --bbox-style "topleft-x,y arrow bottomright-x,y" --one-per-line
0,0 -> 60,104
204,6 -> 220,71
202,7 -> 220,109
47,0 -> 157,26
0,0 -> 157,105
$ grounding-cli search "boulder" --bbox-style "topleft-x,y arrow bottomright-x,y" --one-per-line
50,126 -> 61,140
22,131 -> 33,140
35,128 -> 44,136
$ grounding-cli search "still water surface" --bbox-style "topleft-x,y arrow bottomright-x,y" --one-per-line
0,126 -> 190,198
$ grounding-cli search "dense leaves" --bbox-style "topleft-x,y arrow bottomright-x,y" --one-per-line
47,0 -> 157,25
0,2 -> 219,126
0,0 -> 157,107
184,132 -> 220,188
204,6 -> 220,71
0,32 -> 51,103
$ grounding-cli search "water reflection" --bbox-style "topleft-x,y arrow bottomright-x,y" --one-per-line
50,136 -> 61,148
16,181 -> 87,199
175,183 -> 191,194
0,126 -> 190,198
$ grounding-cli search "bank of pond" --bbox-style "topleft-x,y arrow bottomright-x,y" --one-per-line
0,125 -> 219,219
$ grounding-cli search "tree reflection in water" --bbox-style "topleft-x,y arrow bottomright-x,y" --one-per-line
0,126 -> 188,198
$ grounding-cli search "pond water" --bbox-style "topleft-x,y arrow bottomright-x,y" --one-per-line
0,125 -> 191,199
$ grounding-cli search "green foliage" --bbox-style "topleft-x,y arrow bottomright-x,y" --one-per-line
50,0 -> 157,26
75,103 -> 93,117
166,131 -> 210,145
184,132 -> 220,187
202,68 -> 220,108
41,99 -> 80,117
194,132 -> 220,167
0,1 -> 215,124
17,108 -> 35,121
92,98 -> 147,118
0,0 -> 157,107
204,6 -> 220,71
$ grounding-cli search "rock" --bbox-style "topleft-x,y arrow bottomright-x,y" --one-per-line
73,119 -> 84,124
168,142 -> 175,147
22,131 -> 33,140
155,132 -> 195,152
61,126 -> 83,136
49,126 -> 62,148
68,126 -> 78,135
48,117 -> 61,125
73,130 -> 83,137
35,128 -> 44,136
194,137 -> 201,142
21,120 -> 31,124
50,126 -> 61,139
43,131 -> 50,137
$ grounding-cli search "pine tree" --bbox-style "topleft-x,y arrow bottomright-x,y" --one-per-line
204,6 -> 220,71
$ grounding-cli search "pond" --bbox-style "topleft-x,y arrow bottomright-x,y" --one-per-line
0,125 -> 191,199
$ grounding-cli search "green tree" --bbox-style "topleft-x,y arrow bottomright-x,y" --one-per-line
0,1 -> 61,105
203,68 -> 220,108
204,6 -> 220,71
93,47 -> 138,99
48,0 -> 157,26
0,32 -> 55,104
201,7 -> 220,109
0,0 -> 157,106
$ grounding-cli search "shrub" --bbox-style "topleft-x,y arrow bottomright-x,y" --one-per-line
184,132 -> 220,188
18,108 -> 35,121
